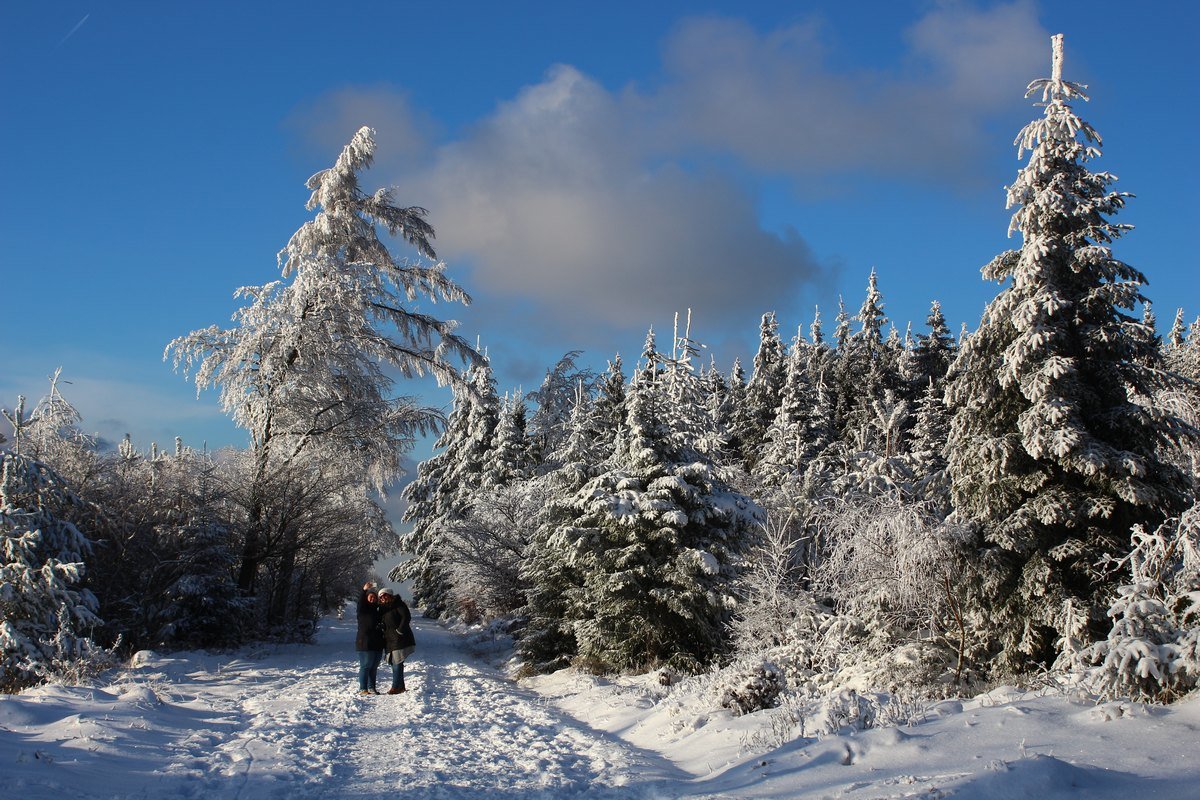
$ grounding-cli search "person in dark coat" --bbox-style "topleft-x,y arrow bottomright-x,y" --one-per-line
355,582 -> 385,695
377,587 -> 416,694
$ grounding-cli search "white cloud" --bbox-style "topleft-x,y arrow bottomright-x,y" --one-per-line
653,3 -> 1046,180
284,3 -> 1048,353
413,65 -> 824,337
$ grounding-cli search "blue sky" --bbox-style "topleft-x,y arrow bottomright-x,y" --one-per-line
1,1 -> 1196,455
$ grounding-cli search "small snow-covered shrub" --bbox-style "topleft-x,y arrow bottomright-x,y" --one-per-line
741,494 -> 978,694
812,687 -> 879,735
32,610 -> 122,686
1079,512 -> 1200,703
743,690 -> 811,751
718,660 -> 787,716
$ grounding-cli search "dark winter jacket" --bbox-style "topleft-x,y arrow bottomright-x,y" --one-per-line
355,590 -> 384,652
380,596 -> 416,653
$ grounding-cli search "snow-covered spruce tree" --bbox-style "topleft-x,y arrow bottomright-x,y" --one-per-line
799,381 -> 847,502
394,360 -> 497,616
702,359 -> 736,462
911,301 -> 956,395
737,313 -> 787,469
518,389 -> 611,673
525,351 -> 597,460
724,358 -> 751,463
1,450 -> 101,691
482,393 -> 533,489
908,378 -> 953,514
945,36 -> 1193,674
661,310 -> 726,461
1160,311 -> 1200,482
546,361 -> 762,674
593,354 -> 628,444
168,127 -> 478,627
757,327 -> 818,486
805,306 -> 833,386
839,271 -> 904,453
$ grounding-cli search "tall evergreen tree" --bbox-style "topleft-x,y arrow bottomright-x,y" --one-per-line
725,358 -> 751,463
840,272 -> 900,451
758,327 -> 817,485
536,369 -> 760,673
395,361 -> 498,615
741,313 -> 788,467
911,300 -> 956,391
483,394 -> 533,488
593,355 -> 628,445
1167,309 -> 1188,351
945,36 -> 1192,672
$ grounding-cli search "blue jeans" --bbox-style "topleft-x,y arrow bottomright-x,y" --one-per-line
389,660 -> 405,691
357,650 -> 382,691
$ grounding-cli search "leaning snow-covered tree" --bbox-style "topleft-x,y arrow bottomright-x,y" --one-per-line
168,127 -> 479,627
945,36 -> 1193,674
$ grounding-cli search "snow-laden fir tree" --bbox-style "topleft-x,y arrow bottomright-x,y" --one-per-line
945,36 -> 1193,673
757,327 -> 818,486
702,359 -> 735,462
1167,309 -> 1188,351
661,311 -> 726,461
724,358 -> 751,462
911,301 -> 956,393
593,355 -> 628,441
1164,309 -> 1200,384
1,450 -> 101,690
839,271 -> 902,452
395,361 -> 498,616
737,313 -> 787,468
551,386 -> 605,470
519,387 -> 610,672
538,358 -> 762,674
482,393 -> 533,488
908,378 -> 953,514
525,351 -> 597,460
804,306 -> 835,391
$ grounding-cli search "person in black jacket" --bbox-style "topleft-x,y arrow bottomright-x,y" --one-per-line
378,588 -> 416,694
355,582 -> 384,695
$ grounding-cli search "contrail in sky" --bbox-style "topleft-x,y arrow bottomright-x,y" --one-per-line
55,14 -> 90,50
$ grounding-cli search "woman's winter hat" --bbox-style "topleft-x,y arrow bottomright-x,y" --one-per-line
378,588 -> 395,598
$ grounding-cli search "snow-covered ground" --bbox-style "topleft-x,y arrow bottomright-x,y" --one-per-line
2,611 -> 1197,799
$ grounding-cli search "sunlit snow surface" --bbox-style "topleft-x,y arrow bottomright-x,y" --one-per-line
1,613 -> 1197,799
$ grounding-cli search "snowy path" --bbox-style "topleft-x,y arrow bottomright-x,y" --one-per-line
301,620 -> 687,799
4,613 -> 1200,799
1,615 -> 690,800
